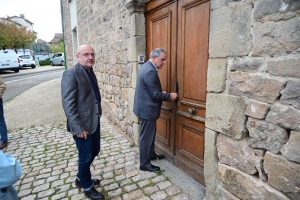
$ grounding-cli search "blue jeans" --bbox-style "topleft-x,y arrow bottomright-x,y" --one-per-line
73,122 -> 100,190
0,98 -> 8,143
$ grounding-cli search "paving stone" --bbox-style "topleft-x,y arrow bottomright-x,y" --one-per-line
104,183 -> 119,191
18,189 -> 32,197
108,188 -> 123,198
20,194 -> 37,200
150,190 -> 168,199
33,179 -> 46,187
124,183 -> 138,192
32,183 -> 50,193
157,181 -> 172,190
123,189 -> 144,200
37,188 -> 55,198
143,185 -> 159,194
165,185 -> 181,196
127,169 -> 139,178
111,196 -> 122,200
51,192 -> 67,200
152,175 -> 166,183
52,179 -> 64,187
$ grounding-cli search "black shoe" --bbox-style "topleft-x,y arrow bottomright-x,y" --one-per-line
84,187 -> 104,200
75,179 -> 100,188
150,154 -> 165,160
140,164 -> 160,172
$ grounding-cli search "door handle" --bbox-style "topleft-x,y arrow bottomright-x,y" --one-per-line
175,81 -> 179,104
188,107 -> 196,115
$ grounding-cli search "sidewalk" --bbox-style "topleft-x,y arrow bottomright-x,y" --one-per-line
2,78 -> 206,200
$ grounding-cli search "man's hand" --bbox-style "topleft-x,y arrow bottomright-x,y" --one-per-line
77,131 -> 88,139
170,92 -> 178,100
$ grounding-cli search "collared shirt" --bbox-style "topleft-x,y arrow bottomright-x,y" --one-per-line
82,66 -> 100,104
149,59 -> 159,72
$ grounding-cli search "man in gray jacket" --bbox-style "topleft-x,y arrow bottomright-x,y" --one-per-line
134,47 -> 178,172
61,44 -> 104,200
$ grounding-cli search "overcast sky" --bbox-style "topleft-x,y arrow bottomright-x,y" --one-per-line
0,0 -> 63,42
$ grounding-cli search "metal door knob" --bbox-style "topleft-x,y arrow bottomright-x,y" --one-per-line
188,107 -> 196,115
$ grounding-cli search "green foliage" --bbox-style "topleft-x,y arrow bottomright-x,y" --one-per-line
0,20 -> 36,50
49,39 -> 64,53
39,58 -> 50,66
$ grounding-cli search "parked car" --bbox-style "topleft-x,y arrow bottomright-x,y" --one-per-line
0,50 -> 20,73
50,53 -> 64,66
18,54 -> 36,69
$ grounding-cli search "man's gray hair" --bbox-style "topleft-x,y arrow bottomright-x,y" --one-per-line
150,47 -> 167,58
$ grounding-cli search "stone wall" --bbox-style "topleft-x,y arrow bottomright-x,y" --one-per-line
205,0 -> 300,199
61,0 -> 146,144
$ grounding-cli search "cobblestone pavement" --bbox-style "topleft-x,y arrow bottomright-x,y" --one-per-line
3,117 -> 192,200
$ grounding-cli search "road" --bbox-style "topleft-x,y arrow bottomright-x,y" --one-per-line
1,66 -> 64,102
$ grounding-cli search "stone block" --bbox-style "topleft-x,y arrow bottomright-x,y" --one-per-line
131,62 -> 138,88
268,57 -> 300,78
204,129 -> 220,200
254,149 -> 268,182
253,17 -> 300,56
281,131 -> 300,164
130,13 -> 145,36
206,93 -> 247,139
254,0 -> 300,22
280,80 -> 300,109
217,134 -> 257,175
207,59 -> 227,93
247,118 -> 288,154
230,57 -> 263,73
128,88 -> 138,124
245,100 -> 270,119
209,4 -> 252,58
220,188 -> 240,200
132,123 -> 140,146
127,36 -> 146,62
266,103 -> 300,132
228,71 -> 285,104
264,152 -> 300,199
219,163 -> 290,200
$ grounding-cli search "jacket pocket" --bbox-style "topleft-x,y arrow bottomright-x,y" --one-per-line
146,102 -> 159,107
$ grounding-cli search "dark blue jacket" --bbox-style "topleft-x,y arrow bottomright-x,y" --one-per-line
133,61 -> 170,120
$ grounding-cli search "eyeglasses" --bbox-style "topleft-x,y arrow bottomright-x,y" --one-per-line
79,53 -> 95,58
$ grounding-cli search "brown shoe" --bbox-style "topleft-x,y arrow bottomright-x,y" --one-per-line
0,142 -> 7,149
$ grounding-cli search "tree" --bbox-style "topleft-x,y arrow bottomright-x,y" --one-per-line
0,21 -> 36,51
49,39 -> 64,53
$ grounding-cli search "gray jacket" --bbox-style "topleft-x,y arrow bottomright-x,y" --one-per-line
61,63 -> 101,135
133,60 -> 170,120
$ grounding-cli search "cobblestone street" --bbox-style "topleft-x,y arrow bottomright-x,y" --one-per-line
3,117 -> 193,200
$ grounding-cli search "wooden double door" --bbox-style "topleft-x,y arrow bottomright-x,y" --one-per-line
146,0 -> 210,184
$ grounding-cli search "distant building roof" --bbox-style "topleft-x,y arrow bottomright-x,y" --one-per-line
6,15 -> 34,25
50,33 -> 63,43
37,39 -> 49,45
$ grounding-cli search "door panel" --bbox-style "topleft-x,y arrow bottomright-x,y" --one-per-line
146,0 -> 210,185
146,2 -> 177,160
175,0 -> 209,185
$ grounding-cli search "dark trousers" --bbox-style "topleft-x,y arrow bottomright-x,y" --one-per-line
73,122 -> 100,190
139,119 -> 157,167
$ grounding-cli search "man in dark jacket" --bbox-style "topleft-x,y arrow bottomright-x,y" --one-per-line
133,47 -> 178,172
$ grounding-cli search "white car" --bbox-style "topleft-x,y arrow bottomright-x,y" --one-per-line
0,49 -> 20,73
18,54 -> 36,69
50,53 -> 64,66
